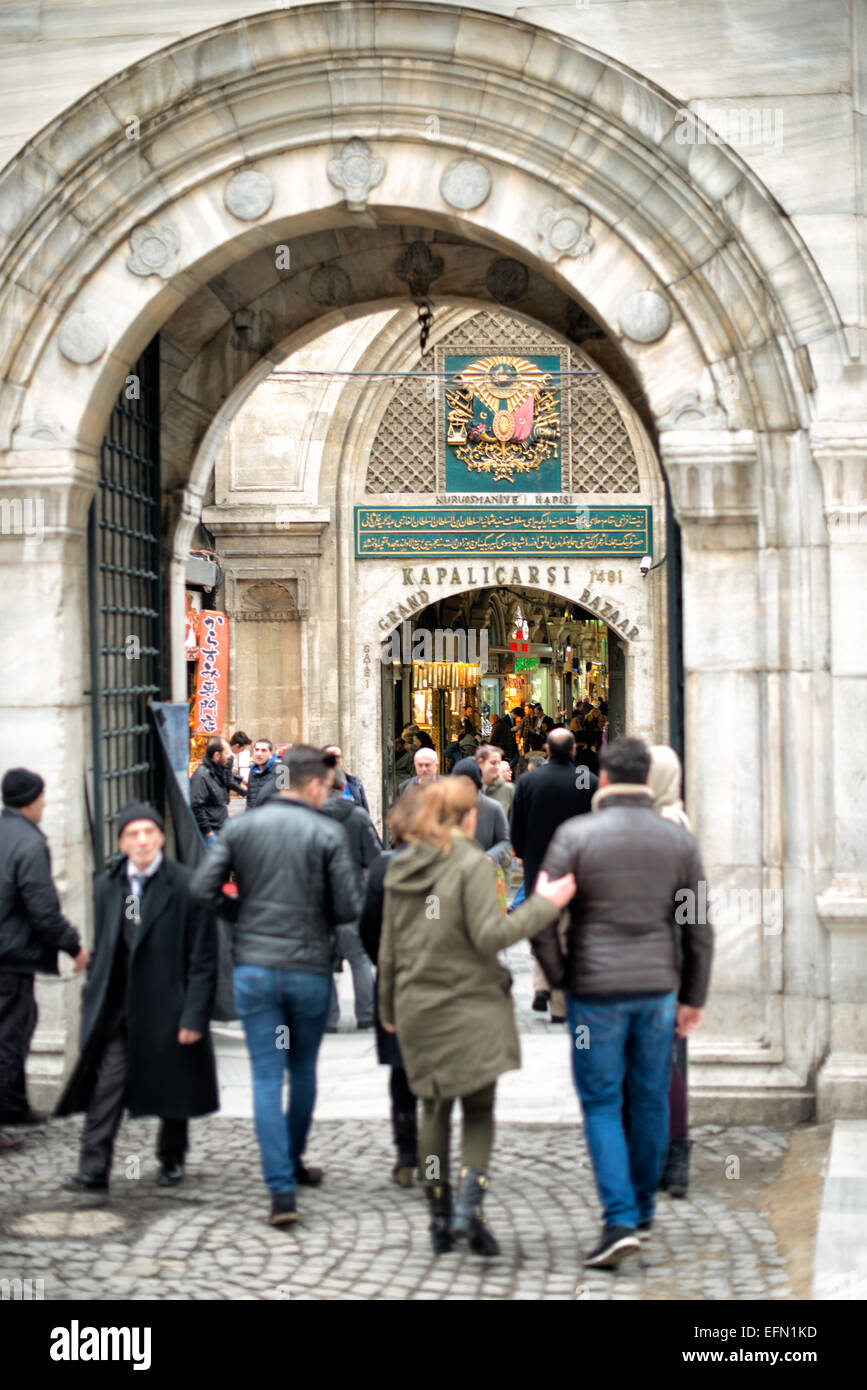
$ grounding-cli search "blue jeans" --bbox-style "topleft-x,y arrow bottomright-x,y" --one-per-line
233,965 -> 332,1194
567,992 -> 676,1230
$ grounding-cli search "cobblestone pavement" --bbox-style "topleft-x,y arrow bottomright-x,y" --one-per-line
0,1114 -> 797,1301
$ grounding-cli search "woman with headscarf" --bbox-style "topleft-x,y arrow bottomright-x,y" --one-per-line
647,744 -> 692,1197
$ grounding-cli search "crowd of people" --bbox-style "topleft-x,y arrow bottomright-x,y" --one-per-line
0,711 -> 713,1272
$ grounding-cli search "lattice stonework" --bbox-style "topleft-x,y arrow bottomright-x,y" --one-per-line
364,310 -> 640,494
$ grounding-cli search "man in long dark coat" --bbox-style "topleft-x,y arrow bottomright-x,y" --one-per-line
56,802 -> 219,1191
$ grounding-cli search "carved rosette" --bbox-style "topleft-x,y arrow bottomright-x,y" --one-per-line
327,139 -> 385,212
538,206 -> 594,263
127,224 -> 180,279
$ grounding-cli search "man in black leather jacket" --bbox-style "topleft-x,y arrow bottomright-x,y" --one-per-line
534,736 -> 712,1272
190,745 -> 360,1227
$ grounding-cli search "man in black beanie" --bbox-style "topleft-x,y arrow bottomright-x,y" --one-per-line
56,802 -> 219,1191
0,769 -> 88,1148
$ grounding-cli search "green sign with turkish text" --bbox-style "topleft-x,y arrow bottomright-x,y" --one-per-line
354,506 -> 651,558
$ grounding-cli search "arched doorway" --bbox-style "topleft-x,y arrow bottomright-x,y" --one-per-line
378,584 -> 627,810
0,4 -> 846,1116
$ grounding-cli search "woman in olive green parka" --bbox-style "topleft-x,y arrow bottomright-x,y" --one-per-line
378,777 -> 575,1256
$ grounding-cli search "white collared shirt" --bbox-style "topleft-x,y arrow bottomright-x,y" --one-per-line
126,851 -> 164,895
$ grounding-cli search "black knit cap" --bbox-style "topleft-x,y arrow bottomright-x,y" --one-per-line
116,801 -> 165,839
450,756 -> 482,788
1,768 -> 45,808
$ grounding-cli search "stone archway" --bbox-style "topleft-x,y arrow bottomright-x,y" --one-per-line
0,2 -> 853,1115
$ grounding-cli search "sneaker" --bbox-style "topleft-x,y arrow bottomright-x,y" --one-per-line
531,990 -> 550,1013
584,1225 -> 641,1268
294,1161 -> 323,1187
637,1221 -> 653,1243
270,1192 -> 297,1226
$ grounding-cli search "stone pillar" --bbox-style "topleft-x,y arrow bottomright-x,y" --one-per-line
0,451 -> 97,1102
813,428 -> 867,1117
202,510 -> 329,746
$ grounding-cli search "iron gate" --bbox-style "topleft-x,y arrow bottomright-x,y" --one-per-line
87,338 -> 163,870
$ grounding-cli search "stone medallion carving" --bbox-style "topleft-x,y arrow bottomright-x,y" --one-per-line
440,158 -> 491,211
223,169 -> 274,221
234,579 -> 298,622
538,206 -> 594,262
11,410 -> 76,450
657,390 -> 727,431
58,310 -> 106,365
486,258 -> 529,304
309,265 -> 352,307
618,290 -> 671,344
127,224 -> 179,279
327,139 -> 385,212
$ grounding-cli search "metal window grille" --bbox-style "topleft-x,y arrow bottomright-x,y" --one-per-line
87,339 -> 163,870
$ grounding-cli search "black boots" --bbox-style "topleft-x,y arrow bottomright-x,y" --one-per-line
392,1113 -> 418,1188
451,1167 -> 500,1257
659,1137 -> 691,1198
425,1182 -> 453,1254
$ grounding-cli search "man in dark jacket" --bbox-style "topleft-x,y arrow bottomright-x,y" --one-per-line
0,770 -> 88,1146
324,744 -> 370,814
450,758 -> 511,873
191,745 -> 360,1226
189,736 -> 234,844
534,736 -> 713,1271
57,802 -> 219,1192
510,728 -> 598,896
245,737 -> 281,811
488,713 -> 516,763
321,770 -> 381,1030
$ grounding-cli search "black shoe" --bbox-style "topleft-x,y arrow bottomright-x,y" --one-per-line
659,1137 -> 691,1198
356,1020 -> 375,1030
550,1015 -> 566,1024
393,1113 -> 418,1186
637,1220 -> 653,1243
425,1182 -> 454,1255
451,1167 -> 500,1257
5,1107 -> 50,1125
157,1162 -> 184,1187
584,1225 -> 640,1268
532,990 -> 550,1013
294,1161 -> 323,1187
325,1026 -> 338,1034
270,1192 -> 297,1226
63,1172 -> 109,1192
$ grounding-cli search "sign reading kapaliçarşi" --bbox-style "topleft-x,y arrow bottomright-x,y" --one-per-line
354,507 -> 651,558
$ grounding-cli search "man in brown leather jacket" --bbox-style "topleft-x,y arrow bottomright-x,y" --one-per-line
534,736 -> 712,1271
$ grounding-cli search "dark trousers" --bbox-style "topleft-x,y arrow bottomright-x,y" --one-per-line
389,1066 -> 418,1165
80,1025 -> 188,1178
0,971 -> 37,1124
